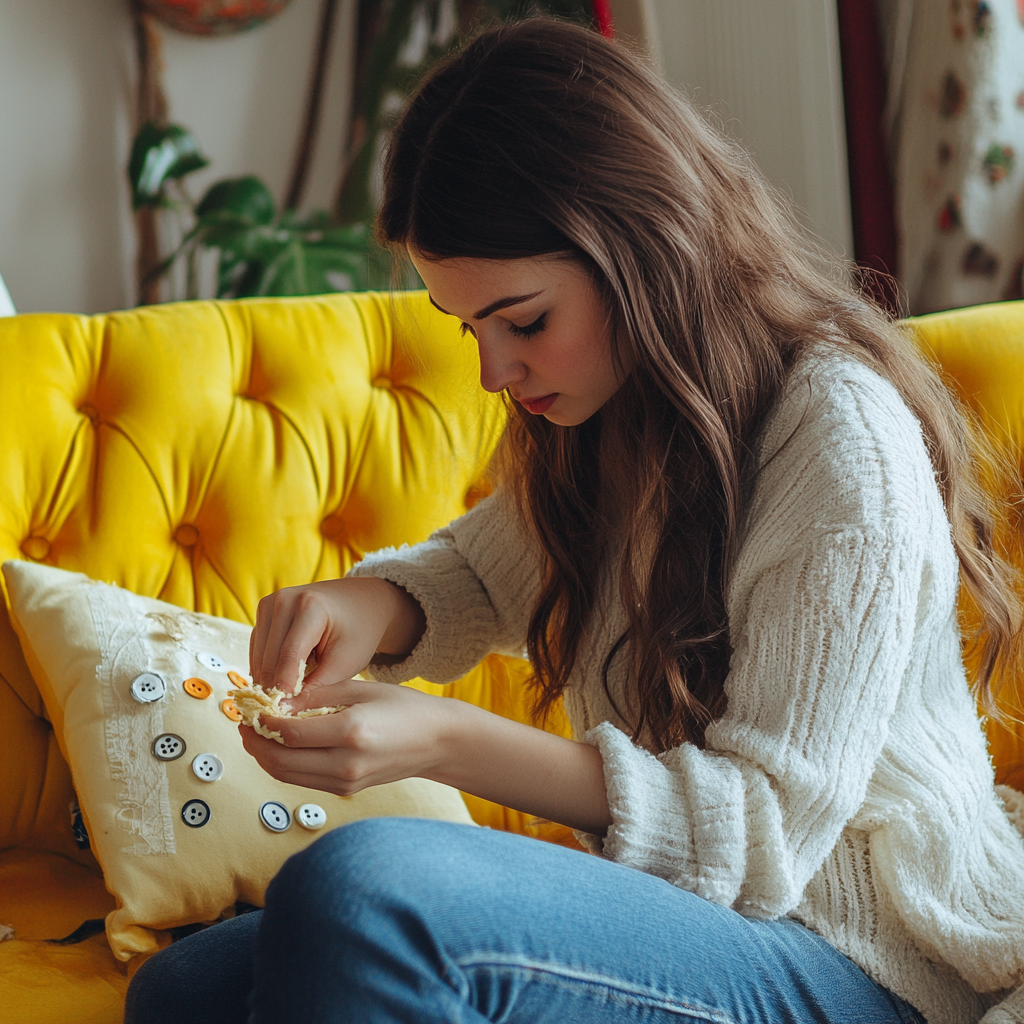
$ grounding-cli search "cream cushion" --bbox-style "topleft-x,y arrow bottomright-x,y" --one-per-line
2,559 -> 473,961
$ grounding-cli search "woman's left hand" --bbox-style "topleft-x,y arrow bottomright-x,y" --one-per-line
238,680 -> 452,797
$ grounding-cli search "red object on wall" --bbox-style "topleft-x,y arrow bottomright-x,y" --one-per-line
592,0 -> 614,38
141,0 -> 293,36
836,0 -> 900,314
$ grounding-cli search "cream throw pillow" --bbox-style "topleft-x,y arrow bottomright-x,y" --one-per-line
2,560 -> 474,960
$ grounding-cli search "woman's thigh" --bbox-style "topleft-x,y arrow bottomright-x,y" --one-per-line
249,817 -> 923,1024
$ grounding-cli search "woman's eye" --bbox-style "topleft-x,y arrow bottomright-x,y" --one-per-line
459,322 -> 476,338
508,313 -> 547,339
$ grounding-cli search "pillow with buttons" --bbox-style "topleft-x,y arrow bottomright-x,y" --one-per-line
1,559 -> 474,961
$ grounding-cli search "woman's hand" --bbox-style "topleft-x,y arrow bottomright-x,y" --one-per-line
249,577 -> 426,696
239,679 -> 451,796
239,677 -> 614,836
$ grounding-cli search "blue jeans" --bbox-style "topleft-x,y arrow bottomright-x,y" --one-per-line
125,818 -> 926,1024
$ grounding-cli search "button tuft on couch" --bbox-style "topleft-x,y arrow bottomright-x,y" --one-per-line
321,514 -> 345,539
174,524 -> 200,547
20,537 -> 50,561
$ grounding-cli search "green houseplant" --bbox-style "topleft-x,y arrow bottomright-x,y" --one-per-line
129,0 -> 601,301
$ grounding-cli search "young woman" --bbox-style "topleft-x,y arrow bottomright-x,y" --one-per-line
126,19 -> 1024,1024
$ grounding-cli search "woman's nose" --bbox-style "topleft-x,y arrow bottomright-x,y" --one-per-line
476,335 -> 525,394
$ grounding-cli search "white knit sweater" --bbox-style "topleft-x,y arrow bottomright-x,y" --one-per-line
351,350 -> 1024,1024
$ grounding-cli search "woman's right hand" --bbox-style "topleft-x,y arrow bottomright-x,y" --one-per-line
249,577 -> 426,696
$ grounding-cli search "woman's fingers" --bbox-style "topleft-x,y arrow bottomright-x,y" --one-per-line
239,722 -> 377,796
249,591 -> 284,687
250,581 -> 390,694
253,588 -> 332,694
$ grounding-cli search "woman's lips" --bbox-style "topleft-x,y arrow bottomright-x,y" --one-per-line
518,393 -> 557,415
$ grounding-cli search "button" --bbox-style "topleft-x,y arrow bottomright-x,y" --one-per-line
183,677 -> 212,700
226,670 -> 250,688
296,804 -> 327,830
181,799 -> 211,828
20,536 -> 51,561
259,801 -> 291,832
174,524 -> 199,547
152,733 -> 186,761
130,673 -> 167,703
197,652 -> 226,671
191,753 -> 224,782
221,698 -> 242,722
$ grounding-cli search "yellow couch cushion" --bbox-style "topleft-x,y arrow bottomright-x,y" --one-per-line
909,300 -> 1024,790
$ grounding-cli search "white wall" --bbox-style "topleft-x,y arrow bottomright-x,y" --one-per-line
0,0 -> 851,314
0,0 -> 354,314
649,0 -> 854,259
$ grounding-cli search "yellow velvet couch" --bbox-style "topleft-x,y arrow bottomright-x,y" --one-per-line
0,292 -> 1021,1024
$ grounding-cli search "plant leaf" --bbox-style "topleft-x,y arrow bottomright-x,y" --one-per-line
129,123 -> 209,209
196,176 -> 276,227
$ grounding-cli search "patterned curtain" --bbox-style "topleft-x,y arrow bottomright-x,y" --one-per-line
880,0 -> 1024,314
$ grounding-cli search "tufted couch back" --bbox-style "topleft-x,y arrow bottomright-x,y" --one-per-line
1,293 -> 1022,869
0,291 -> 511,859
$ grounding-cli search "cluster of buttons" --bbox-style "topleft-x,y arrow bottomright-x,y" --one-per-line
260,801 -> 327,832
131,653 -> 327,836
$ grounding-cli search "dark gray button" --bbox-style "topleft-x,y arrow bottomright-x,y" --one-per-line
152,733 -> 186,761
181,799 -> 211,828
259,801 -> 291,832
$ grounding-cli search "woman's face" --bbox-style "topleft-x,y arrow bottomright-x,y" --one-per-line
409,252 -> 625,426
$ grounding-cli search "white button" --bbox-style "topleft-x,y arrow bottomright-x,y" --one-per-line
191,753 -> 224,782
152,733 -> 186,761
130,673 -> 166,703
181,799 -> 210,828
259,801 -> 291,832
296,803 -> 327,830
196,652 -> 226,671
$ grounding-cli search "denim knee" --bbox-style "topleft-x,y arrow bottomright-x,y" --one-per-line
268,816 -> 465,910
268,817 -> 400,907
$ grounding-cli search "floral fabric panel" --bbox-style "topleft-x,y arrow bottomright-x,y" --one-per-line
886,0 -> 1024,313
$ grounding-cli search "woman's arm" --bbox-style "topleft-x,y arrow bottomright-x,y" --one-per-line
239,680 -> 612,836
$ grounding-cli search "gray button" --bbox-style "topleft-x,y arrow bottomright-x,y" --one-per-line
181,799 -> 210,828
296,803 -> 327,830
191,753 -> 224,782
152,733 -> 186,761
259,801 -> 291,832
196,652 -> 226,671
130,673 -> 166,703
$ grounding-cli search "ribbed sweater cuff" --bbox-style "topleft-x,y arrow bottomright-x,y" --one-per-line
348,540 -> 497,685
583,721 -> 746,907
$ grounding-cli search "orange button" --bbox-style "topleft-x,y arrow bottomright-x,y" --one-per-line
183,677 -> 212,700
226,670 -> 250,688
221,698 -> 242,722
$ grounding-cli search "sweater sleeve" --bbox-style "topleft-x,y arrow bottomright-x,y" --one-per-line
347,491 -> 542,685
584,524 -> 922,918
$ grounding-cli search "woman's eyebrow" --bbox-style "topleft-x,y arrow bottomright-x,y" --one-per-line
428,292 -> 543,320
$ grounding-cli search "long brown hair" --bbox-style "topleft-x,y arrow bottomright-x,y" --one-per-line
378,18 -> 1021,752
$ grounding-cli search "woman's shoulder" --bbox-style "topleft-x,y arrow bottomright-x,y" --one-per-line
759,345 -> 920,465
745,343 -> 948,552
